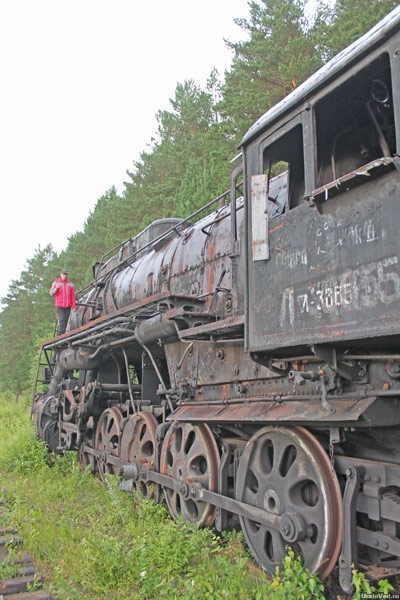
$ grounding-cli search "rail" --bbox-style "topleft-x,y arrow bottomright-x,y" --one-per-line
0,501 -> 54,599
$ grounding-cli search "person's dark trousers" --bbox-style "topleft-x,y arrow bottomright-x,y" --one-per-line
56,307 -> 71,335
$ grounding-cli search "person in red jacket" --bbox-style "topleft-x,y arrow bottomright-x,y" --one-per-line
49,270 -> 76,335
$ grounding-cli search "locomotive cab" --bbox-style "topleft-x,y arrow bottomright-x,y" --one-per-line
242,11 -> 400,359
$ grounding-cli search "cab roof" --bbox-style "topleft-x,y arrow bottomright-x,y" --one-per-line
240,6 -> 400,148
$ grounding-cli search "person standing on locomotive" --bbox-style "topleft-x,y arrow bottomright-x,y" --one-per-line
49,270 -> 76,335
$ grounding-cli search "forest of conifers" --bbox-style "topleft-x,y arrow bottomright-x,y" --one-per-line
1,0 -> 398,396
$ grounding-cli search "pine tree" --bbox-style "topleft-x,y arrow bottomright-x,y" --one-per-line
0,245 -> 56,394
315,0 -> 400,60
218,0 -> 322,142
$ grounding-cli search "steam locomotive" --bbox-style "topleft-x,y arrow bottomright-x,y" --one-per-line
33,7 -> 400,592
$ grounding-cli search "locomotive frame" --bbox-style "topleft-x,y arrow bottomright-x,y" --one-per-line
33,8 -> 400,593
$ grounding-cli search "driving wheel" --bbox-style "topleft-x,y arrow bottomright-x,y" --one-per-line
160,421 -> 220,527
94,407 -> 123,479
236,425 -> 342,578
119,411 -> 158,498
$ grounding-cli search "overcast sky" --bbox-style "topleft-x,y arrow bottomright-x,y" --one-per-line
0,0 -> 250,300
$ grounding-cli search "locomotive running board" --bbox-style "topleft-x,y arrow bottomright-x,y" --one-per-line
178,314 -> 245,341
168,395 -> 378,425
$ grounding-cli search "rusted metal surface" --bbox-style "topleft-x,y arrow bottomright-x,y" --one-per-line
168,396 -> 377,424
119,412 -> 158,498
94,407 -> 124,479
178,314 -> 245,341
65,201 -> 242,336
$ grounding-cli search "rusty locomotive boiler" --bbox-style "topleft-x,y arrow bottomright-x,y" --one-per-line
33,8 -> 400,592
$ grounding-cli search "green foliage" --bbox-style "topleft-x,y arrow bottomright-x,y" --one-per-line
313,0 -> 400,60
0,397 -> 49,474
0,244 -> 58,394
219,0 -> 323,141
268,549 -> 326,599
124,78 -> 231,230
351,567 -> 394,598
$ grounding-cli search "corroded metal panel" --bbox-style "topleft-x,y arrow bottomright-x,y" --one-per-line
168,396 -> 377,424
247,171 -> 400,353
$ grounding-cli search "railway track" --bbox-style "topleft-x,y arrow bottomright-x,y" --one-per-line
0,501 -> 54,600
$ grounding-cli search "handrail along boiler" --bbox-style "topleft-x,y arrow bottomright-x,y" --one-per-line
33,8 -> 400,592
